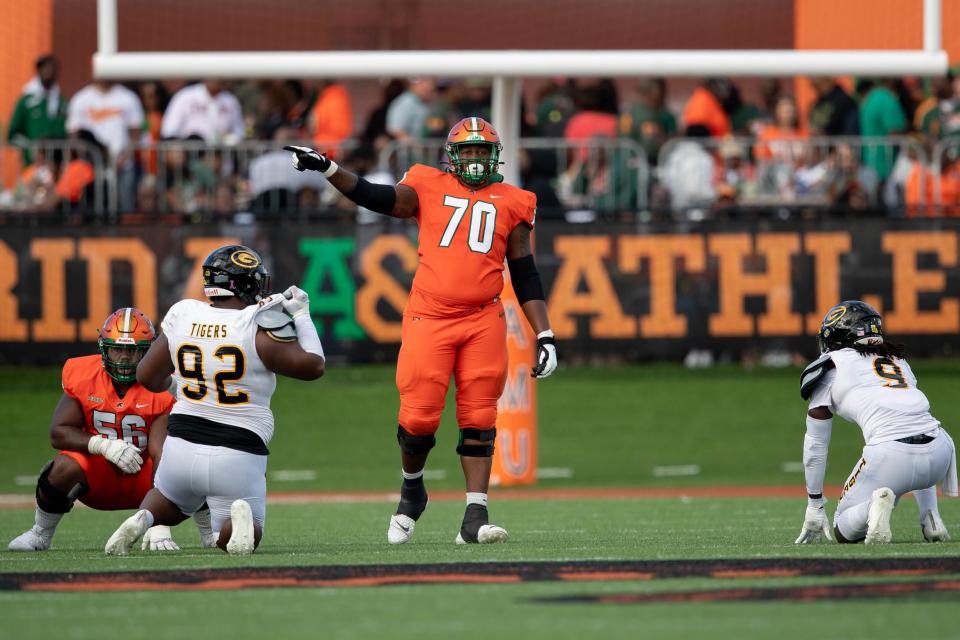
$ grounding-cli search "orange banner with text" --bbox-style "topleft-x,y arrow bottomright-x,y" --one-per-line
491,272 -> 538,487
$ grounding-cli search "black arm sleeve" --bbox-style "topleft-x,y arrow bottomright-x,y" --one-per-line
507,254 -> 545,305
346,177 -> 397,215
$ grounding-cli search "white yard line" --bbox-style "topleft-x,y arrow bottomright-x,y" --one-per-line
269,470 -> 318,482
536,467 -> 574,479
652,465 -> 701,478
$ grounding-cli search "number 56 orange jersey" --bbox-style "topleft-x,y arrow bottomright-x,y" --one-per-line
400,164 -> 536,317
62,354 -> 174,452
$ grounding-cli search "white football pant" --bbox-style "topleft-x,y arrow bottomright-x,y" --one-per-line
154,436 -> 267,539
834,430 -> 954,540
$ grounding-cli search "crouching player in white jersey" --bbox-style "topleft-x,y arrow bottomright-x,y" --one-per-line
104,244 -> 325,555
796,300 -> 957,545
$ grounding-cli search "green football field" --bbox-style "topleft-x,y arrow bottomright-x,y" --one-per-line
2,362 -> 959,639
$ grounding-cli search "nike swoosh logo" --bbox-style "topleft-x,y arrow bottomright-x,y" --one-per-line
136,403 -> 149,409
396,523 -> 410,533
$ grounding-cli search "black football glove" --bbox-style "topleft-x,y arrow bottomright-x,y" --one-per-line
283,145 -> 332,173
531,331 -> 557,379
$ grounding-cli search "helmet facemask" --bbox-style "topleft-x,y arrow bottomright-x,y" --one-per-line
97,307 -> 156,384
445,141 -> 502,186
98,340 -> 150,384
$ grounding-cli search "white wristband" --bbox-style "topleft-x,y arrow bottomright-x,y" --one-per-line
293,314 -> 325,358
537,329 -> 555,340
322,159 -> 339,178
87,436 -> 106,455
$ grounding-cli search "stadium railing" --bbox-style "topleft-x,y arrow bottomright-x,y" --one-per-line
5,136 -> 958,220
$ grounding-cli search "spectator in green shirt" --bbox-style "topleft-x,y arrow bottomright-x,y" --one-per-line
420,79 -> 463,139
534,78 -> 575,137
619,78 -> 676,164
859,79 -> 907,182
7,55 -> 67,165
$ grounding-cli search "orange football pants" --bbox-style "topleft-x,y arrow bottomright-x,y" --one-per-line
60,450 -> 154,510
396,301 -> 508,436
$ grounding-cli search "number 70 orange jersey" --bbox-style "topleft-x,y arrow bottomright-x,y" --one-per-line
399,164 -> 537,318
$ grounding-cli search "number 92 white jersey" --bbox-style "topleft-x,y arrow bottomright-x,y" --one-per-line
161,297 -> 280,445
807,348 -> 940,445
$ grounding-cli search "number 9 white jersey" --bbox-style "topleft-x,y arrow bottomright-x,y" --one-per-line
807,348 -> 941,445
161,298 -> 280,445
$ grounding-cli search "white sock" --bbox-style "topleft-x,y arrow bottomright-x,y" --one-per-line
835,501 -> 871,541
402,469 -> 424,480
34,506 -> 63,533
466,492 -> 488,507
913,486 -> 940,521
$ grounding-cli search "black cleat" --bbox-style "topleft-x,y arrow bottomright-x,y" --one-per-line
455,503 -> 508,545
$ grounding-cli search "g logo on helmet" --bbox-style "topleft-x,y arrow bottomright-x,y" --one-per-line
230,250 -> 260,268
824,305 -> 847,327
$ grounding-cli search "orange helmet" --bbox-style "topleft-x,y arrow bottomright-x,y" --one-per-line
445,117 -> 503,185
97,307 -> 157,384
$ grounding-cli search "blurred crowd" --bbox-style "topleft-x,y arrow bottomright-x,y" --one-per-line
4,53 -> 960,221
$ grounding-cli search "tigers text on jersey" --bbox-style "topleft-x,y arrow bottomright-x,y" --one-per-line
399,164 -> 536,316
62,354 -> 173,452
162,298 -> 278,445
808,348 -> 940,445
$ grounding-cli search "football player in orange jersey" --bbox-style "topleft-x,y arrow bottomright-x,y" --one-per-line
8,308 -> 206,551
287,117 -> 558,545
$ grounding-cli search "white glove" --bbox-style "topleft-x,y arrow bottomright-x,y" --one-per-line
281,285 -> 311,319
795,498 -> 834,544
531,330 -> 558,379
88,436 -> 143,474
141,525 -> 180,551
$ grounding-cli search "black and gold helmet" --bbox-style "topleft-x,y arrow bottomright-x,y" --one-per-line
202,245 -> 271,306
817,300 -> 884,353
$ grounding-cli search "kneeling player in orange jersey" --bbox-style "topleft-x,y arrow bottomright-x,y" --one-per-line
288,117 -> 558,544
8,308 -> 211,551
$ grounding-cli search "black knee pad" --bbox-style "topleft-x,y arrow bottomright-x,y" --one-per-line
36,459 -> 87,514
456,427 -> 496,457
397,425 -> 436,455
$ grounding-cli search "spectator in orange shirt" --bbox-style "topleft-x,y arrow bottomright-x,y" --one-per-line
905,151 -> 960,217
754,96 -> 808,162
682,78 -> 732,138
311,80 -> 353,154
563,79 -> 619,163
137,81 -> 170,176
33,129 -> 105,212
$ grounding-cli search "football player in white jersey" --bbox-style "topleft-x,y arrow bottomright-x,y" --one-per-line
796,300 -> 957,545
103,244 -> 325,555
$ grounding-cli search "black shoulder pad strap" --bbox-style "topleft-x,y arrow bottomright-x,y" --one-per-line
256,308 -> 296,340
800,353 -> 835,400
